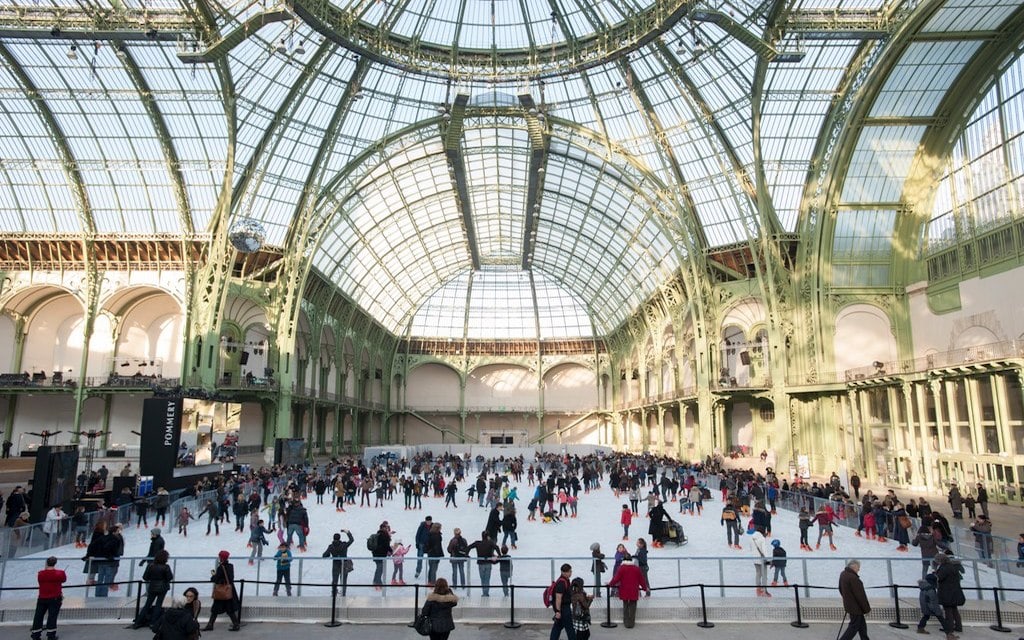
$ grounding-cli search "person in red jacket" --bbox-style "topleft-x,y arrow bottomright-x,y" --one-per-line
606,553 -> 650,628
32,556 -> 66,640
620,504 -> 633,540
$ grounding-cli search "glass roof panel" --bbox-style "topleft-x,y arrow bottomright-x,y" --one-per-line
869,41 -> 980,118
841,125 -> 927,203
921,0 -> 1024,32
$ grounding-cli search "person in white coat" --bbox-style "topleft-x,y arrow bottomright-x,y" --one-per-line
44,505 -> 68,547
749,526 -> 772,597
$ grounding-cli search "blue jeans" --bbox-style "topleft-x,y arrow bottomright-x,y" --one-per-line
451,559 -> 466,587
287,524 -> 305,547
95,564 -> 116,597
477,563 -> 492,596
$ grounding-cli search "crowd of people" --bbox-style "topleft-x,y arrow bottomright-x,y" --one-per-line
9,449 -> 1021,640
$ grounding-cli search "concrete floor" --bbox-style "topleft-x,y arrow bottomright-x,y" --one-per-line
19,620 -> 1024,640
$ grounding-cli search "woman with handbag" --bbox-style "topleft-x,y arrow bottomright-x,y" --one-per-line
419,577 -> 458,640
204,551 -> 240,631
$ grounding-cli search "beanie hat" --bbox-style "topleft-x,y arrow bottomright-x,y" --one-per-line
771,539 -> 781,547
590,543 -> 601,552
218,550 -> 230,561
151,528 -> 161,536
333,533 -> 341,541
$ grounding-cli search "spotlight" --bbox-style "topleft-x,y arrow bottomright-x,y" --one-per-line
146,28 -> 158,40
276,38 -> 288,54
50,26 -> 61,38
66,45 -> 78,60
115,44 -> 128,60
295,40 -> 306,55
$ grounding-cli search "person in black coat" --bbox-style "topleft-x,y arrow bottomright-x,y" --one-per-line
484,505 -> 503,541
204,551 -> 240,631
933,553 -> 965,636
141,529 -> 166,566
86,524 -> 121,597
323,530 -> 354,595
153,600 -> 200,640
421,578 -> 458,640
837,559 -> 870,640
134,549 -> 173,629
467,532 -> 498,597
371,524 -> 392,587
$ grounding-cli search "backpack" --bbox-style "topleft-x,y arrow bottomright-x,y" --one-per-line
543,576 -> 569,608
367,532 -> 378,551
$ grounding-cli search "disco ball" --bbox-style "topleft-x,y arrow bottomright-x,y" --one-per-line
228,217 -> 266,253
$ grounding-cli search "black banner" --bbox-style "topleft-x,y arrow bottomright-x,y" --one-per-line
139,397 -> 183,487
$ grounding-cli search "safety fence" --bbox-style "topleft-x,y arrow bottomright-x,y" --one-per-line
0,554 -> 1021,603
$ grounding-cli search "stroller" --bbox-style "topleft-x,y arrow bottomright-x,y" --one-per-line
656,515 -> 688,546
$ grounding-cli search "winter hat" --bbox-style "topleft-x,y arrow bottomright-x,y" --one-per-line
590,543 -> 601,551
770,539 -> 781,547
333,533 -> 341,541
218,550 -> 230,561
151,528 -> 161,536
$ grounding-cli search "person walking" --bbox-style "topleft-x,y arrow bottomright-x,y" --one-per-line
549,563 -> 575,640
837,559 -> 870,640
569,577 -> 593,640
30,556 -> 66,640
133,549 -> 173,629
916,574 -> 952,636
606,553 -> 650,629
370,522 -> 392,589
421,578 -> 458,640
721,502 -> 741,549
204,550 -> 240,631
497,544 -> 512,596
933,553 -> 964,637
976,483 -> 989,518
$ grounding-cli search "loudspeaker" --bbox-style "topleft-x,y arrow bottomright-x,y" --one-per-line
239,351 -> 250,365
739,351 -> 750,365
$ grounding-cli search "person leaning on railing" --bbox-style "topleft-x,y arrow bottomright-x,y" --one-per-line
30,556 -> 65,640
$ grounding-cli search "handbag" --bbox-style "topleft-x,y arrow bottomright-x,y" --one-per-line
212,566 -> 233,601
414,612 -> 432,636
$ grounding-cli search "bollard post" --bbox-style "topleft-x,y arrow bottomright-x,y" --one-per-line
790,584 -> 808,628
237,579 -> 245,626
696,584 -> 714,629
600,586 -> 617,628
408,583 -> 420,627
132,580 -> 144,625
888,584 -> 908,629
989,587 -> 1010,632
324,582 -> 342,628
503,584 -> 521,629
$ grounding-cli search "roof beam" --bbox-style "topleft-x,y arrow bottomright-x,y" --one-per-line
690,9 -> 780,60
518,93 -> 549,270
177,9 -> 292,63
779,9 -> 892,41
443,93 -> 481,270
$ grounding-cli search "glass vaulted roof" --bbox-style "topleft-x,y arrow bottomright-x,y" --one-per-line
0,0 -> 1018,340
